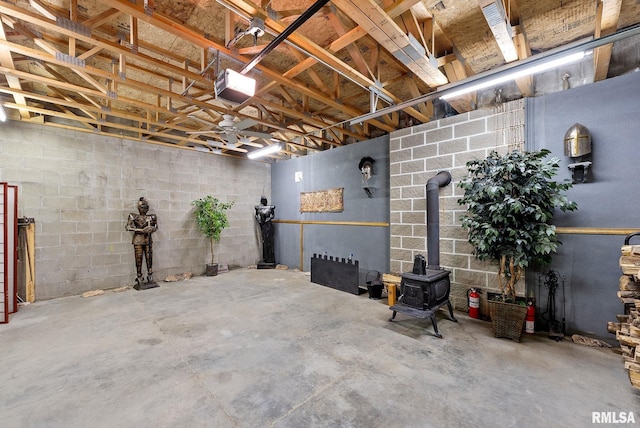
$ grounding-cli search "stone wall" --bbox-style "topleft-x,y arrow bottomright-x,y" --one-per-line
389,99 -> 526,311
0,121 -> 270,299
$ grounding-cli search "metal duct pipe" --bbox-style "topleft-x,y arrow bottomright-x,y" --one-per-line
426,171 -> 452,270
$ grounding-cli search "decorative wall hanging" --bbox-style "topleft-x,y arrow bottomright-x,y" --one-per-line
300,188 -> 344,213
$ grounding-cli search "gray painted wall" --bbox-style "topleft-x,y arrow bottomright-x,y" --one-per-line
271,136 -> 390,285
0,121 -> 270,299
527,71 -> 640,338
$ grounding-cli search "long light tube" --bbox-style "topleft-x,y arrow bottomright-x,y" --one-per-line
0,104 -> 6,122
247,143 -> 281,159
440,51 -> 586,100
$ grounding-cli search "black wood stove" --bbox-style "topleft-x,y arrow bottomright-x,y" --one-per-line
389,171 -> 458,338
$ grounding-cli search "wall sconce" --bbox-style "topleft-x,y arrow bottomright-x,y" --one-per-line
359,156 -> 375,197
564,123 -> 592,183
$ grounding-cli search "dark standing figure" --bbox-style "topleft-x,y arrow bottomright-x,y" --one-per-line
255,196 -> 276,269
126,197 -> 158,290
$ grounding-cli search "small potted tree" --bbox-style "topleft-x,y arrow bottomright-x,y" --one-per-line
457,149 -> 577,341
192,196 -> 234,276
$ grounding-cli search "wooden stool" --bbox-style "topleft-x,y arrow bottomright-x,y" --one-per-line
383,274 -> 401,306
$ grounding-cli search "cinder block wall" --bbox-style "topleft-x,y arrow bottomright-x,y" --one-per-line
0,121 -> 269,299
389,99 -> 526,312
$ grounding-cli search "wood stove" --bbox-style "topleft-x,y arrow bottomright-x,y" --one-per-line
389,171 -> 458,338
400,270 -> 451,310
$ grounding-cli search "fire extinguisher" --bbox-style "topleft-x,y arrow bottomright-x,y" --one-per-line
467,288 -> 480,319
526,302 -> 535,334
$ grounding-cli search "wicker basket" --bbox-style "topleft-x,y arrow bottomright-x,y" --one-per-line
488,300 -> 528,342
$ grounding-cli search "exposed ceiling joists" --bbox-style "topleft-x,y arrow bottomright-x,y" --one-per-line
513,32 -> 533,97
478,0 -> 518,62
443,59 -> 475,112
332,0 -> 448,87
0,0 -> 636,160
0,20 -> 30,119
593,0 -> 622,81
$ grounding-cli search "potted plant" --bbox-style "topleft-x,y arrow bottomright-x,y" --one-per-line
457,149 -> 577,340
192,196 -> 235,276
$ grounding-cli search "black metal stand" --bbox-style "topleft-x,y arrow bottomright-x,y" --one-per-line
389,300 -> 458,339
133,276 -> 159,290
257,262 -> 276,269
539,270 -> 565,341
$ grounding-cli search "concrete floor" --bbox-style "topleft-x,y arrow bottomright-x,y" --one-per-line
0,268 -> 638,427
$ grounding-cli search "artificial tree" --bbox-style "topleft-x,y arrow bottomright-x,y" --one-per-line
457,149 -> 577,303
192,195 -> 234,275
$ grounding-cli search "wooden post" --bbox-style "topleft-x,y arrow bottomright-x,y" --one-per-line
299,223 -> 304,271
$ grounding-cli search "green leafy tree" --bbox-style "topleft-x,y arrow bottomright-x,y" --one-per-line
192,196 -> 235,265
457,149 -> 577,302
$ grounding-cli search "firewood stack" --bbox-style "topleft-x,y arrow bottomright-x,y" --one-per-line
609,240 -> 640,390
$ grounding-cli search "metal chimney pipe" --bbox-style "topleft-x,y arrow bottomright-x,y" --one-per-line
425,170 -> 452,270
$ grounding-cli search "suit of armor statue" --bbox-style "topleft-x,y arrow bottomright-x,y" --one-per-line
126,197 -> 158,289
255,196 -> 276,267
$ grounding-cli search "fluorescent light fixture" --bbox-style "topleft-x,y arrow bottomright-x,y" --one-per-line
440,51 -> 586,100
0,104 -> 6,122
247,143 -> 281,159
215,69 -> 256,104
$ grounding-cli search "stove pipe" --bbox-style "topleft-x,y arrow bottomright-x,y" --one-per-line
425,170 -> 452,270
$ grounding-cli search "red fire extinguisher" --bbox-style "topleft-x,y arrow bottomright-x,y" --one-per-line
526,302 -> 535,334
467,288 -> 480,319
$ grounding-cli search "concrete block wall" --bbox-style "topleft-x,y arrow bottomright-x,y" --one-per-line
389,99 -> 526,312
0,121 -> 270,300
